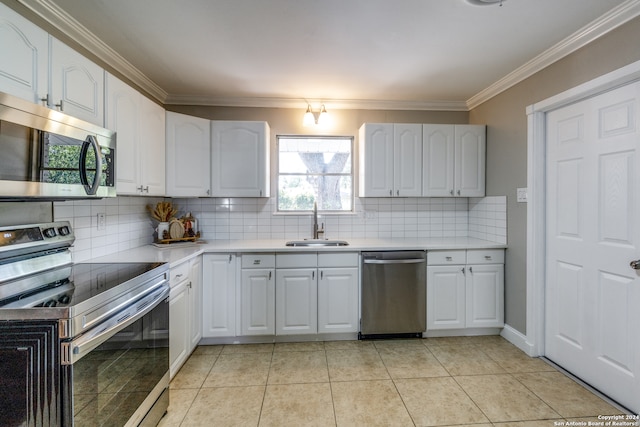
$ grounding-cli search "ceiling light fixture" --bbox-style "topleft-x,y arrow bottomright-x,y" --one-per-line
303,104 -> 329,126
466,0 -> 505,6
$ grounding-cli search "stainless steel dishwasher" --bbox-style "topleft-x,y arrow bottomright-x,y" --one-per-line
360,251 -> 426,339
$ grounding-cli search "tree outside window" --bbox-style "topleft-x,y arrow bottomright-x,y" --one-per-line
277,136 -> 353,212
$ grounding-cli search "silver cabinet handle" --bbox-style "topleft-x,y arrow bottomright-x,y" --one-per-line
450,189 -> 454,196
469,266 -> 473,273
446,256 -> 453,261
461,267 -> 465,274
389,190 -> 392,196
268,271 -> 272,280
55,99 -> 64,111
41,94 -> 49,107
457,189 -> 461,196
484,255 -> 492,260
630,259 -> 640,270
396,190 -> 400,196
228,254 -> 233,263
364,258 -> 425,265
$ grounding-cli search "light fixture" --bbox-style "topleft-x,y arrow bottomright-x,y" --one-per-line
303,104 -> 330,126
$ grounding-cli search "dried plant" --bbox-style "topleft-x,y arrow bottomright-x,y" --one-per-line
146,202 -> 178,222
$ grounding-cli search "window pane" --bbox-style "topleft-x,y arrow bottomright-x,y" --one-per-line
278,175 -> 352,211
277,136 -> 354,212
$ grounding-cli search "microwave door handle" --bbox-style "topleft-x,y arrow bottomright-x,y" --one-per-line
79,135 -> 102,195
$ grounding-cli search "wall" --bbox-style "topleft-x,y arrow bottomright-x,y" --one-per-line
470,16 -> 640,334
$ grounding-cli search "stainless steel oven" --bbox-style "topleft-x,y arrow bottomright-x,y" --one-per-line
0,222 -> 169,426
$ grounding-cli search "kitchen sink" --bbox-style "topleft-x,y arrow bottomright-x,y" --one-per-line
285,239 -> 349,247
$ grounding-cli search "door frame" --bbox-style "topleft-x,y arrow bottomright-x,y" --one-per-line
525,59 -> 640,357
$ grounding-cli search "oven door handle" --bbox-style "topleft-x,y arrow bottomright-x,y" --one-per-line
61,285 -> 169,365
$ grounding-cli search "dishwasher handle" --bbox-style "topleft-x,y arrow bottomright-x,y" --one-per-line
363,258 -> 426,265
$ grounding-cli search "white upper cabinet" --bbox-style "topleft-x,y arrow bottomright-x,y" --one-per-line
0,3 -> 48,104
455,125 -> 486,197
423,124 -> 485,197
359,123 -> 422,197
211,121 -> 270,197
394,124 -> 423,197
165,111 -> 211,197
49,37 -> 104,126
106,73 -> 165,196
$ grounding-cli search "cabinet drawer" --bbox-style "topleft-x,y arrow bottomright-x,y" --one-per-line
241,253 -> 275,269
318,252 -> 358,267
276,253 -> 317,268
466,249 -> 504,264
427,250 -> 466,265
169,261 -> 190,287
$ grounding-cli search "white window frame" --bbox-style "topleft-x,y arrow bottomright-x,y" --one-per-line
276,135 -> 354,213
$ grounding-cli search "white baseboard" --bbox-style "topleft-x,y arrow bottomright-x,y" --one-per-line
501,324 -> 536,356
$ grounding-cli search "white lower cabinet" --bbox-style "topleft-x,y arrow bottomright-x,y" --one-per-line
274,252 -> 358,336
240,254 -> 275,336
169,256 -> 202,378
276,268 -> 317,335
317,267 -> 359,333
427,249 -> 504,331
202,254 -> 236,338
169,279 -> 189,377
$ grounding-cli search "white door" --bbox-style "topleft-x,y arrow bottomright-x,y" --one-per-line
423,124 -> 455,197
276,269 -> 317,335
427,265 -> 466,330
454,125 -> 485,197
545,81 -> 640,412
165,111 -> 211,197
50,38 -> 104,126
202,254 -> 236,338
211,121 -> 270,197
317,267 -> 359,333
241,268 -> 275,335
0,2 -> 48,104
358,123 -> 394,197
393,124 -> 422,197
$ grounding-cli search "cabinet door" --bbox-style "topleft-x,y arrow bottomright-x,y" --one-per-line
211,121 -> 270,197
454,125 -> 485,197
49,37 -> 104,126
465,264 -> 504,328
188,256 -> 203,350
169,280 -> 190,378
359,123 -> 394,197
318,267 -> 358,333
166,111 -> 211,197
139,96 -> 166,195
0,3 -> 48,104
241,268 -> 275,335
393,124 -> 422,197
426,265 -> 466,330
276,268 -> 317,335
423,124 -> 455,197
106,73 -> 140,195
202,254 -> 236,337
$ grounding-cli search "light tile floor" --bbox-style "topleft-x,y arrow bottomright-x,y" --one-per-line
158,336 -> 627,427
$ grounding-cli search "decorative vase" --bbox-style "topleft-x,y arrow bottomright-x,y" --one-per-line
156,222 -> 169,241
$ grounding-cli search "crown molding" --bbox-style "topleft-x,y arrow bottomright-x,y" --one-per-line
17,0 -> 640,112
16,0 -> 168,103
466,0 -> 640,110
164,94 -> 469,111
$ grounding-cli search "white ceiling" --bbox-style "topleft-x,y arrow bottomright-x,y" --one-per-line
16,0 -> 640,110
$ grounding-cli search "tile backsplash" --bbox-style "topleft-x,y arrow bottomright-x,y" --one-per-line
52,195 -> 506,262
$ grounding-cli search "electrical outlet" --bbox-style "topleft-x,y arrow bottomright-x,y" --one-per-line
97,213 -> 106,230
516,188 -> 528,203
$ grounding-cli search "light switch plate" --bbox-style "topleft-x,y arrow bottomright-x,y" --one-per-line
516,187 -> 528,203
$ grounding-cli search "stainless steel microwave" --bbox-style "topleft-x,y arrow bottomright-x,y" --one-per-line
0,91 -> 116,199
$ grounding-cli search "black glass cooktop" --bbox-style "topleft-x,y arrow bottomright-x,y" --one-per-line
0,262 -> 165,310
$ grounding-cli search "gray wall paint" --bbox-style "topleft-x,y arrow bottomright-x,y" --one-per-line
470,16 -> 640,334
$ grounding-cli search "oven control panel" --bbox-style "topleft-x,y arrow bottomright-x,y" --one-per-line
0,221 -> 74,254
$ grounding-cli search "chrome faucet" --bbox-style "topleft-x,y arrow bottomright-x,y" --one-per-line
313,202 -> 325,239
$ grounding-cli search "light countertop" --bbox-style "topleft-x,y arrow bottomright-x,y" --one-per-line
89,238 -> 506,268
